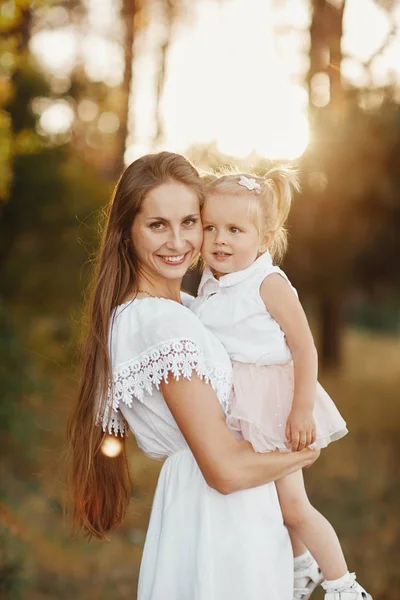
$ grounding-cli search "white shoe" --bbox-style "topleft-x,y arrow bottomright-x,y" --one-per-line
293,558 -> 324,600
322,573 -> 372,600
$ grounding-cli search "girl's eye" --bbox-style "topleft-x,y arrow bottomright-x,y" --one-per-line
149,222 -> 165,230
204,225 -> 215,232
230,227 -> 241,234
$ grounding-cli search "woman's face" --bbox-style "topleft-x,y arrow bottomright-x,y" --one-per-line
131,181 -> 203,284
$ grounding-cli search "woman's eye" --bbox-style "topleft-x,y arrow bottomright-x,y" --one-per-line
183,218 -> 198,227
149,222 -> 165,230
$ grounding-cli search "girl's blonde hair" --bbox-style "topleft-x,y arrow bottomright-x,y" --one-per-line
203,166 -> 299,262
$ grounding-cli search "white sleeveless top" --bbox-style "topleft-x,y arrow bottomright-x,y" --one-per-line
97,294 -> 232,456
191,251 -> 297,366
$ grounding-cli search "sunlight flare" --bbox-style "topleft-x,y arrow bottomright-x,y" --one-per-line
101,435 -> 123,458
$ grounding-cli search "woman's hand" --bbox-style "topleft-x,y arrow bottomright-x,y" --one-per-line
301,446 -> 320,468
161,373 -> 322,494
285,407 -> 316,452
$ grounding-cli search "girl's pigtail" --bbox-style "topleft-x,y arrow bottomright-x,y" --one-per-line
263,166 -> 300,261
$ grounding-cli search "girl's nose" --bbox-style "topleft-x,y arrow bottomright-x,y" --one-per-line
214,230 -> 227,245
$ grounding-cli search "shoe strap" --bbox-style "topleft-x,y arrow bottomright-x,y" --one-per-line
322,572 -> 357,593
294,562 -> 322,583
293,588 -> 310,599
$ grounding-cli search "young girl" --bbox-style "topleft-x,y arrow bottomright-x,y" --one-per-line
190,169 -> 372,600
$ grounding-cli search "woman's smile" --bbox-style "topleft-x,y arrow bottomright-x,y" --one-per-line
131,181 -> 203,285
156,251 -> 191,266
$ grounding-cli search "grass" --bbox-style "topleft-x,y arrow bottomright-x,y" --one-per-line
1,326 -> 399,599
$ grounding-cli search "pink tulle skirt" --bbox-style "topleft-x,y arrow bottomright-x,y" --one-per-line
227,361 -> 348,453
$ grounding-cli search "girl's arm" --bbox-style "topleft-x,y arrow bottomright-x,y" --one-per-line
161,374 -> 319,495
260,273 -> 318,452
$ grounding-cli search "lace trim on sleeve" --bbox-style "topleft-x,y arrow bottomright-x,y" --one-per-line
97,338 -> 232,436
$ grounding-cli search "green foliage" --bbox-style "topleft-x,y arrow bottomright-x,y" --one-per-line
7,61 -> 48,134
0,1 -> 56,202
0,47 -> 109,469
0,525 -> 30,600
0,58 -> 109,314
0,2 -> 398,598
349,294 -> 400,333
0,304 -> 41,453
287,99 -> 400,294
0,110 -> 13,199
0,147 -> 106,313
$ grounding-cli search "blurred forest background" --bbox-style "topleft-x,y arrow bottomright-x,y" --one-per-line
1,0 -> 399,599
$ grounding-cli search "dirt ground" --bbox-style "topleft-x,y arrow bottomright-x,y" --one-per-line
1,327 -> 399,599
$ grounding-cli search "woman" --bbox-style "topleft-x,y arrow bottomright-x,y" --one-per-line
67,152 -> 319,600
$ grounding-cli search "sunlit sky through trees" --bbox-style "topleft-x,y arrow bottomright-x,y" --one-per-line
30,0 -> 400,162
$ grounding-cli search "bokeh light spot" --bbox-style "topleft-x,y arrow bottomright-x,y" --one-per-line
39,101 -> 74,135
101,436 -> 123,458
77,99 -> 99,122
98,112 -> 120,134
310,72 -> 331,108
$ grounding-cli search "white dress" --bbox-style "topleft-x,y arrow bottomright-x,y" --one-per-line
99,295 -> 293,600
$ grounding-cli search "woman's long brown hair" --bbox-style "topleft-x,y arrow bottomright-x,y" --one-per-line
66,152 -> 203,539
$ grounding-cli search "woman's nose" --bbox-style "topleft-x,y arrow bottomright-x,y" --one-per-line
167,228 -> 187,251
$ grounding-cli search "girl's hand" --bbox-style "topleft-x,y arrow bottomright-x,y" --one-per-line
285,408 -> 316,452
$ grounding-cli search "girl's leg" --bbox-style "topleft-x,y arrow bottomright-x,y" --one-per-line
291,539 -> 324,600
288,528 -> 308,557
276,470 -> 348,580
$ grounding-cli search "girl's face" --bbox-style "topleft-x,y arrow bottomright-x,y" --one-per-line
201,193 -> 261,278
131,181 -> 203,284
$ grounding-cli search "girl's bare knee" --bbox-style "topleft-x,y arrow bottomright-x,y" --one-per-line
281,500 -> 314,530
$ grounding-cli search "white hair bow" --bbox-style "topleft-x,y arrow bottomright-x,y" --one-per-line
238,175 -> 261,193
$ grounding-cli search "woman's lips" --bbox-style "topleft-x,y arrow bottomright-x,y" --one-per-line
157,252 -> 190,266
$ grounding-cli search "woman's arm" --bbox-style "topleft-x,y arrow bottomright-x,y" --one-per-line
161,374 -> 319,495
260,273 -> 318,452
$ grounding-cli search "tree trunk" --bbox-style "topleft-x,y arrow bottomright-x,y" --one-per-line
308,0 -> 346,370
325,1 -> 345,109
308,0 -> 327,90
17,7 -> 33,52
318,293 -> 345,370
111,0 -> 137,178
154,0 -> 175,147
